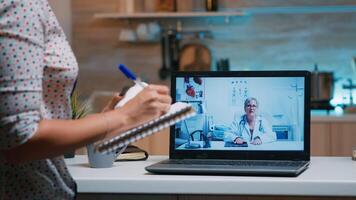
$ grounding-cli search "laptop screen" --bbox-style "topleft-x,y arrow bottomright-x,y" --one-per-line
170,71 -> 310,160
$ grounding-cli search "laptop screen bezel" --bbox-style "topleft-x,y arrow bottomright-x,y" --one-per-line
170,70 -> 311,161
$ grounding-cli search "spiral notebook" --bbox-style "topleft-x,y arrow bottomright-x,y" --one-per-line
95,102 -> 196,154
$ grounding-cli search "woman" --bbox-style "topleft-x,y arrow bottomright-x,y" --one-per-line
0,0 -> 171,199
224,97 -> 276,145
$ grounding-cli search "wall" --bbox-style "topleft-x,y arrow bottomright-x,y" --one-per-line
48,0 -> 72,42
72,0 -> 356,103
72,0 -> 356,154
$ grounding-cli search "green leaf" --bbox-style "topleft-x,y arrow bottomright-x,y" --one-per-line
71,92 -> 91,119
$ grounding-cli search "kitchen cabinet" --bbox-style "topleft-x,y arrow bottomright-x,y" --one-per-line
76,113 -> 356,156
330,123 -> 356,156
311,115 -> 356,156
311,122 -> 332,156
133,129 -> 170,155
75,129 -> 170,156
133,118 -> 356,156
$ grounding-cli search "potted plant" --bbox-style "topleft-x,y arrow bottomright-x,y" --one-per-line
64,92 -> 91,158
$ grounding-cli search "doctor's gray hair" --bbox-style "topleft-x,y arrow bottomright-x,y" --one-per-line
244,97 -> 258,108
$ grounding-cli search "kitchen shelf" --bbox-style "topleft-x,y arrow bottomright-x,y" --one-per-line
93,5 -> 356,20
93,11 -> 244,19
245,5 -> 356,14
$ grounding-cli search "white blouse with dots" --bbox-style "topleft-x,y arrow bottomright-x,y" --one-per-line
0,0 -> 78,199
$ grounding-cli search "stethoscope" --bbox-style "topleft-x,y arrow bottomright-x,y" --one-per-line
239,116 -> 265,136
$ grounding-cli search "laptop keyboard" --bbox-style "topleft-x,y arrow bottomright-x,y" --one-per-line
162,159 -> 306,167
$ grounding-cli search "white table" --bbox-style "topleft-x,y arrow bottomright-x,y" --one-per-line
65,156 -> 356,199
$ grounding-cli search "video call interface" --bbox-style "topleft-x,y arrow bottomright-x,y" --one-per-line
174,76 -> 305,151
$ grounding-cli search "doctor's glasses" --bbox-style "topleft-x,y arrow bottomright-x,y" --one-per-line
246,104 -> 257,108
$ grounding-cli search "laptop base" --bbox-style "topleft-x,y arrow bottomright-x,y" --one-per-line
145,159 -> 310,177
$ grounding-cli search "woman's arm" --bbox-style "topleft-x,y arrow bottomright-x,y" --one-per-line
224,115 -> 244,143
2,85 -> 171,164
0,1 -> 171,164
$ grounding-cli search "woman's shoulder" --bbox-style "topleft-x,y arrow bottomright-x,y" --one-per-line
239,114 -> 247,121
1,0 -> 41,9
0,0 -> 44,20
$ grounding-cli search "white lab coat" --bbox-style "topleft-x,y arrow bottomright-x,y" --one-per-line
224,114 -> 276,144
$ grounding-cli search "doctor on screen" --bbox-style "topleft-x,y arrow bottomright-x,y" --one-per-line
224,97 -> 277,145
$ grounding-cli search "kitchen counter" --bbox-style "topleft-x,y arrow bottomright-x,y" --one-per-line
66,155 -> 356,197
311,114 -> 356,122
311,110 -> 356,122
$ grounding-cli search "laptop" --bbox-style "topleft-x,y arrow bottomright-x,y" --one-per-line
146,71 -> 311,177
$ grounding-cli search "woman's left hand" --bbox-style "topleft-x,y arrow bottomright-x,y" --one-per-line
251,137 -> 262,145
101,93 -> 123,113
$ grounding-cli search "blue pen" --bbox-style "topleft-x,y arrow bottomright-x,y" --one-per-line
118,64 -> 146,88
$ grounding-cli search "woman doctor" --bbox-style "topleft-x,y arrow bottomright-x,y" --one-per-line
225,97 -> 276,145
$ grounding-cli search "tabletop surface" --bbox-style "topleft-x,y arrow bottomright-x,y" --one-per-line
65,155 -> 356,196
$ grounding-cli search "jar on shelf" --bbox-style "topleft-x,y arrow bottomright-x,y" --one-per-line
117,0 -> 144,14
155,0 -> 177,12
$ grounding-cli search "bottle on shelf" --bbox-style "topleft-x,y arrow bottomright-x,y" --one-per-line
205,0 -> 218,12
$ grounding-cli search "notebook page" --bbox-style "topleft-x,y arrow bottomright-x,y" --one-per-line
95,102 -> 195,153
166,102 -> 191,115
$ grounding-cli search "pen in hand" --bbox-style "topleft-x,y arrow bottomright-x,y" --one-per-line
118,64 -> 147,88
115,64 -> 148,108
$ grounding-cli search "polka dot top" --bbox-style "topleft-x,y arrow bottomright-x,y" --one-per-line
0,0 -> 78,199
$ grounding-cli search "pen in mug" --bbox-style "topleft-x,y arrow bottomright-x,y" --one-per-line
118,64 -> 147,88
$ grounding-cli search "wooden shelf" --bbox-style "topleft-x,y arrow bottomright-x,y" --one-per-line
93,5 -> 356,20
93,11 -> 244,19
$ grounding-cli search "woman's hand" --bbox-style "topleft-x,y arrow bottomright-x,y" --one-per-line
234,137 -> 245,144
113,84 -> 172,132
251,137 -> 262,145
101,93 -> 123,113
